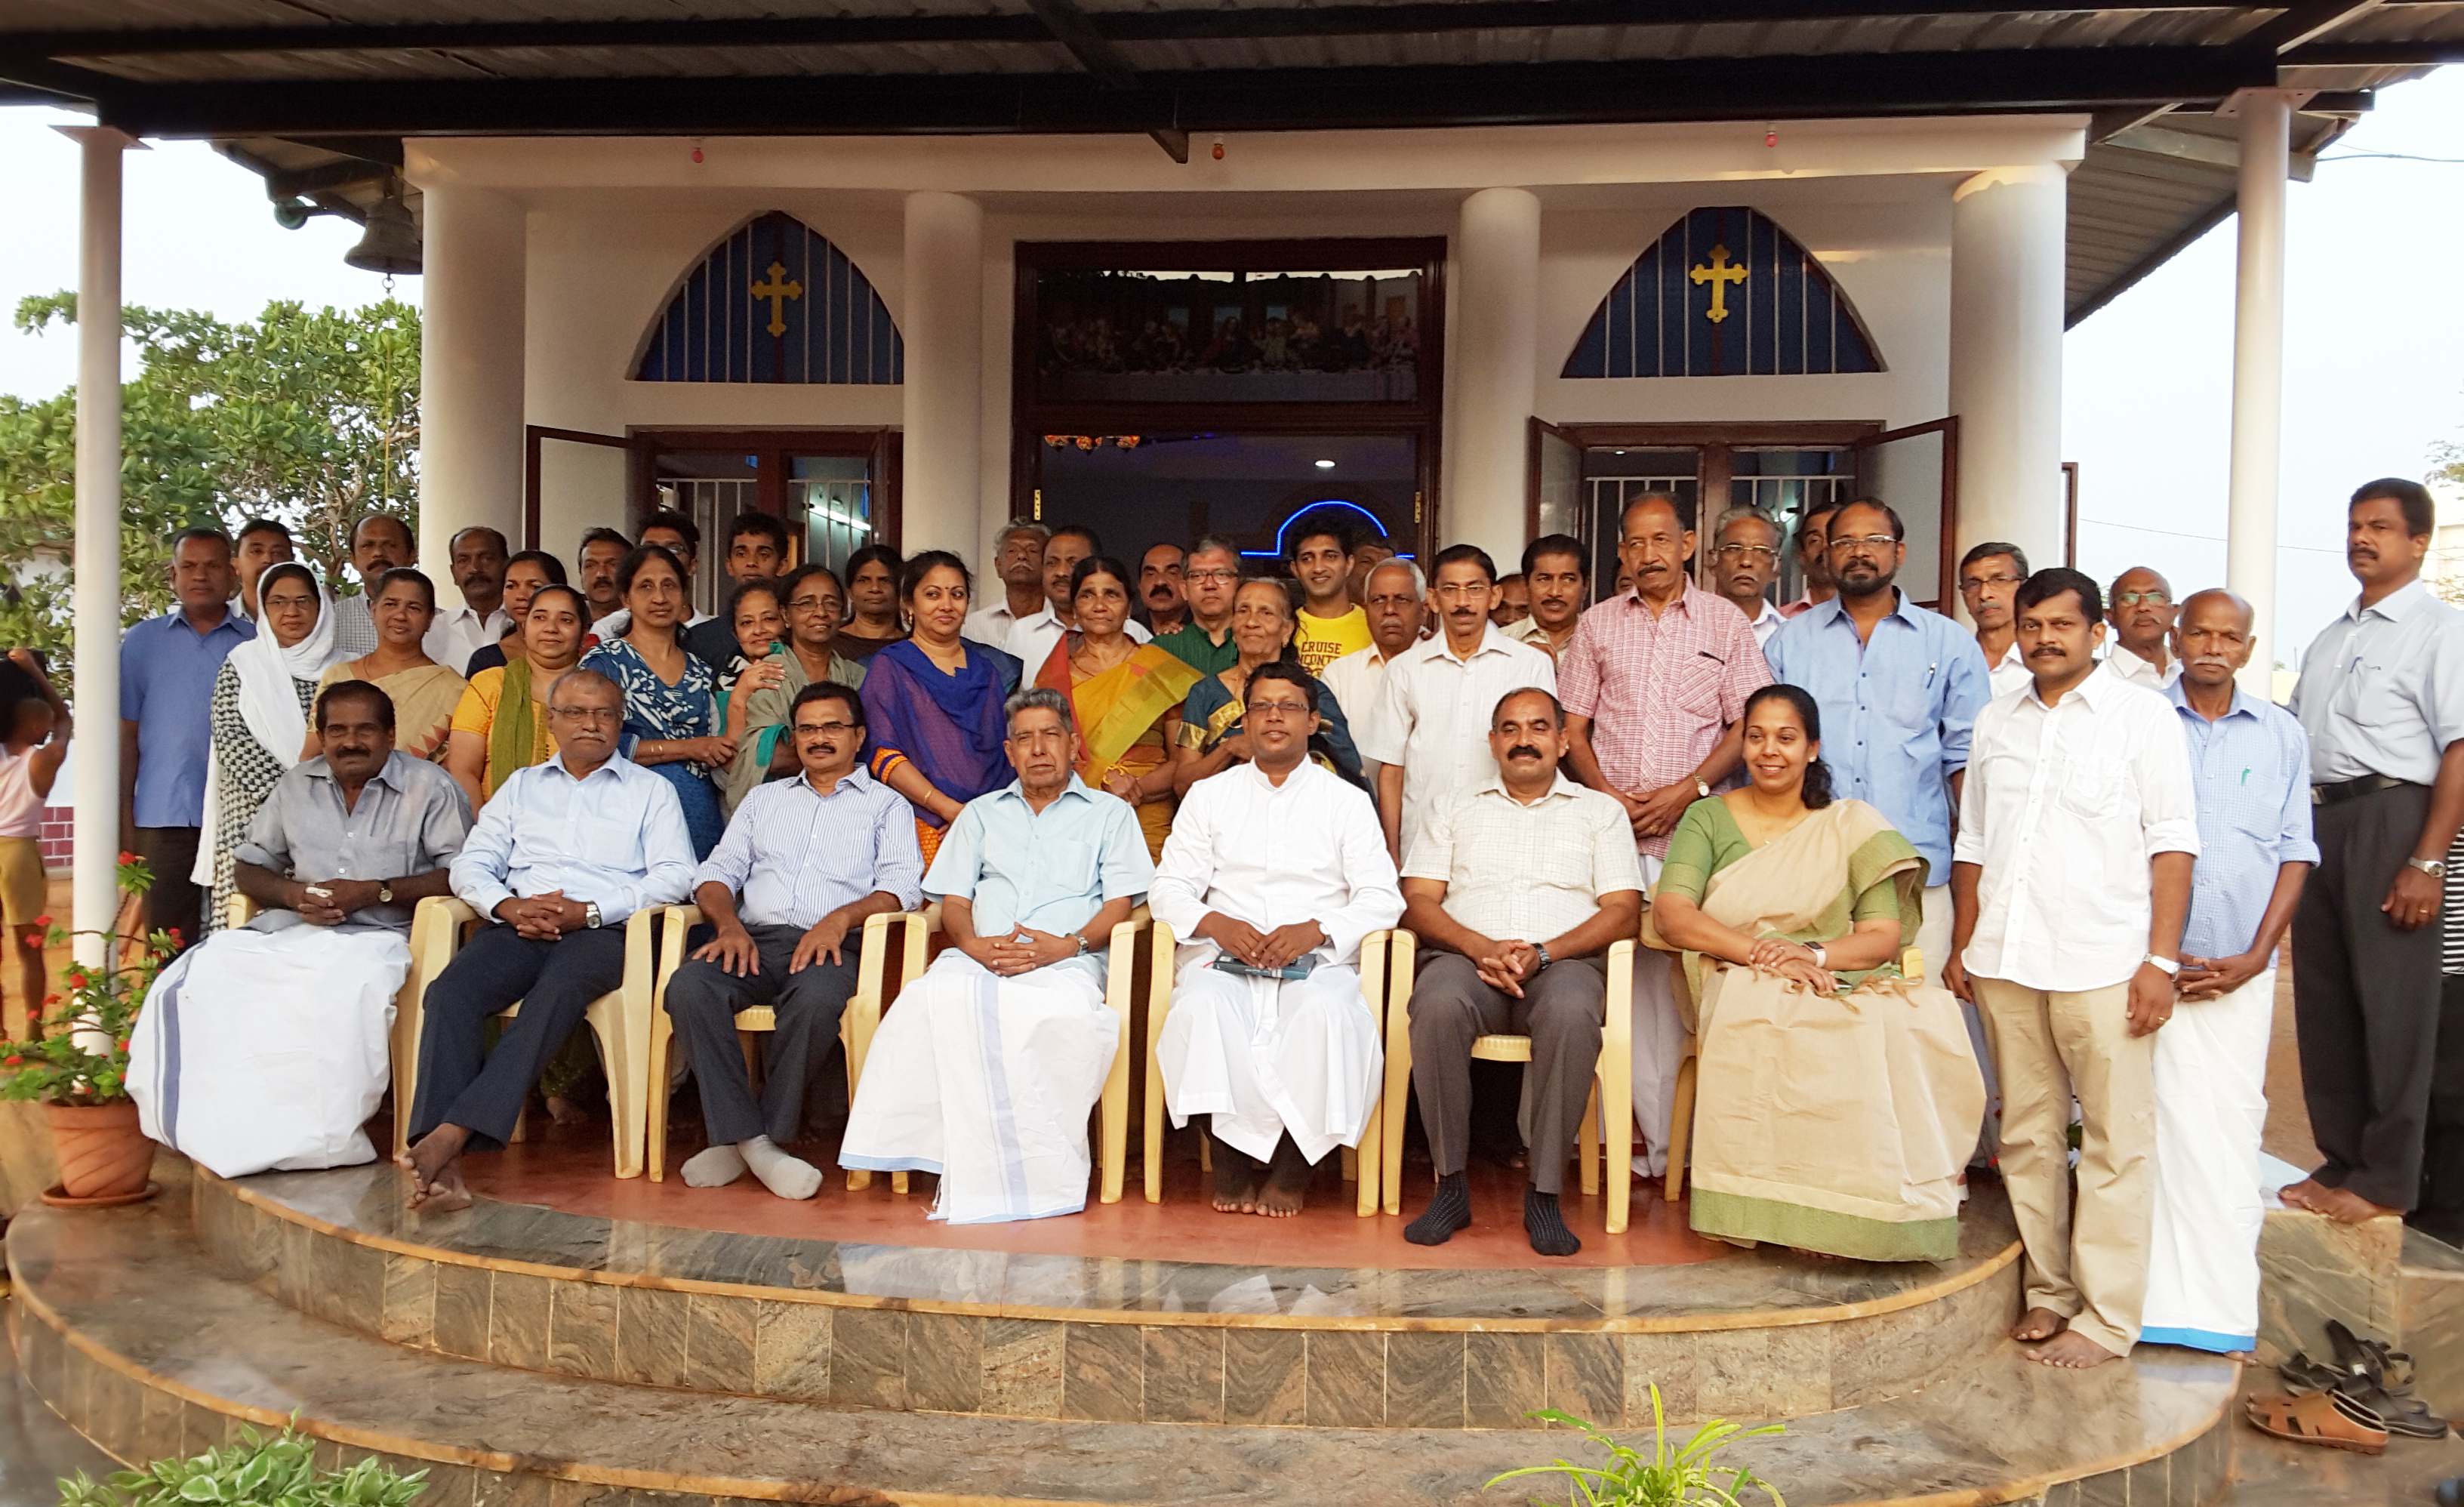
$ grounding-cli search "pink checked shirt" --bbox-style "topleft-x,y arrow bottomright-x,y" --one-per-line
1558,581 -> 1773,856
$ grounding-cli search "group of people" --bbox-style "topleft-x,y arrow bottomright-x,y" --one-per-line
41,471 -> 2459,1380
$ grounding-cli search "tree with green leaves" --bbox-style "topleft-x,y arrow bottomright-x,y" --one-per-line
0,294 -> 419,698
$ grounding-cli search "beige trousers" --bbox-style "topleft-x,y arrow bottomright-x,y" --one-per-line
1973,975 -> 2156,1356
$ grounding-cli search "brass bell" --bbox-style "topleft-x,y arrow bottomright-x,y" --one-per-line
345,185 -> 422,276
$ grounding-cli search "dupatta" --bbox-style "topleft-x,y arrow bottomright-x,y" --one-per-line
861,637 -> 1021,829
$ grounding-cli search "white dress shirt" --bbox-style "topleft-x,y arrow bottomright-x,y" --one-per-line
449,752 -> 698,926
424,605 -> 512,678
962,599 -> 1033,649
1743,597 -> 1785,650
592,609 -> 713,641
1953,664 -> 2201,992
1150,758 -> 1403,970
2105,646 -> 2179,690
1502,614 -> 1580,662
1403,774 -> 1643,943
1317,643 -> 1403,732
1984,639 -> 2031,699
1357,625 -> 1557,867
2291,578 -> 2464,785
1006,606 -> 1148,676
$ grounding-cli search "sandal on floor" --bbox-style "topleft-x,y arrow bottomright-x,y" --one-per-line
2324,1319 -> 2395,1388
2278,1353 -> 2342,1397
2336,1379 -> 2451,1440
2245,1389 -> 2389,1455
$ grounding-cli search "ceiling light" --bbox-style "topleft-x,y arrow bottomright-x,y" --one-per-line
1314,458 -> 1335,470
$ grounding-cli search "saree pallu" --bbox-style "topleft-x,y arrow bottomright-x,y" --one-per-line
1037,638 -> 1200,861
1174,668 -> 1366,786
1659,799 -> 1985,1262
864,636 -> 1022,865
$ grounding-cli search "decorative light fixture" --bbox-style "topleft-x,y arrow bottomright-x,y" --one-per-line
1314,458 -> 1335,470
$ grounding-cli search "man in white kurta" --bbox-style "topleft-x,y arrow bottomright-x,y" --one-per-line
130,680 -> 470,1179
1152,663 -> 1404,1216
839,688 -> 1152,1222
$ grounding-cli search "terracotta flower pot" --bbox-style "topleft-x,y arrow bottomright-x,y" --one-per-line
42,1101 -> 155,1200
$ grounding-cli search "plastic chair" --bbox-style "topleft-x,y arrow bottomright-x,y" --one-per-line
396,895 -> 660,1179
1378,929 -> 1637,1234
1143,924 -> 1391,1217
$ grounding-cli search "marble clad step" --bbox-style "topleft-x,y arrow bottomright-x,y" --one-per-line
9,1192 -> 2241,1507
192,1161 -> 2024,1428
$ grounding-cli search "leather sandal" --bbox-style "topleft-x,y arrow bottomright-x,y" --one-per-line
2245,1389 -> 2389,1455
2336,1379 -> 2451,1440
2277,1353 -> 2342,1397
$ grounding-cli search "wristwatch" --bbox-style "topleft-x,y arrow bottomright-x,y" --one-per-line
1072,931 -> 1092,956
2409,856 -> 2449,880
1532,942 -> 1554,972
1807,942 -> 1827,969
584,901 -> 604,930
1694,775 -> 1712,800
377,880 -> 395,905
2142,953 -> 2180,977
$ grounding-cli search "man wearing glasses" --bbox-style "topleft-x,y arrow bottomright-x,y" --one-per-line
1153,536 -> 1246,676
2106,566 -> 2181,690
1957,542 -> 2033,698
668,681 -> 924,1200
1708,507 -> 1788,650
400,669 -> 698,1212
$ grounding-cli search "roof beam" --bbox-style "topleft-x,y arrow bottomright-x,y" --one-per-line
2235,0 -> 2385,53
1018,0 -> 1189,162
77,45 -> 2278,139
2286,39 -> 2464,61
8,0 -> 2426,63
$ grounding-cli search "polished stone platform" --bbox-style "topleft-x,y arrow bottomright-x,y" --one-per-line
8,1173 -> 2244,1507
196,1156 -> 2025,1428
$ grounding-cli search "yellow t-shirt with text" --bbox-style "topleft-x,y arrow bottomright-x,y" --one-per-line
1292,606 -> 1372,677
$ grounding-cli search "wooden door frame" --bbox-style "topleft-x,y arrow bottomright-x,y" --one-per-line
630,426 -> 903,553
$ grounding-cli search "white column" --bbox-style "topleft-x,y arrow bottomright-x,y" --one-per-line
2227,91 -> 2292,695
1947,165 -> 2068,580
900,192 -> 984,559
414,183 -> 527,583
65,128 -> 133,967
1444,187 -> 1542,569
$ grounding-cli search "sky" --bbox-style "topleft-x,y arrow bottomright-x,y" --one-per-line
2,74 -> 2462,671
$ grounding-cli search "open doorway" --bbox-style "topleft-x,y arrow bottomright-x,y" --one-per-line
1027,432 -> 1420,566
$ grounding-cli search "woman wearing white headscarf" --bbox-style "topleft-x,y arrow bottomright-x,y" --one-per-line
196,562 -> 344,935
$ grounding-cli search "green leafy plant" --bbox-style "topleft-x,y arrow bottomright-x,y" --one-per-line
56,1419 -> 427,1507
0,855 -> 170,1105
1486,1394 -> 1785,1507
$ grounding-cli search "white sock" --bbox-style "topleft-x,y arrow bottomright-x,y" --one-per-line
681,1143 -> 747,1188
741,1135 -> 822,1200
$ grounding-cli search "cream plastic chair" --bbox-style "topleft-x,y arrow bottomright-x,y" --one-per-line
1653,938 -> 1924,1202
395,895 -> 660,1179
1377,929 -> 1637,1234
1143,924 -> 1391,1217
643,904 -> 922,1185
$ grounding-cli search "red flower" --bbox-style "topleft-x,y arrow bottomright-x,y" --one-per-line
41,994 -> 57,1006
117,851 -> 137,864
116,1038 -> 128,1051
167,928 -> 183,943
63,972 -> 85,989
5,1057 -> 22,1068
30,914 -> 48,929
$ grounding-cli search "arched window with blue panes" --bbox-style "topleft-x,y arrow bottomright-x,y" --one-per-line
1563,207 -> 1882,379
633,211 -> 904,384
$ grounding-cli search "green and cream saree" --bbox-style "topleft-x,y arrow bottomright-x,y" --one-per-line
1652,797 -> 1985,1263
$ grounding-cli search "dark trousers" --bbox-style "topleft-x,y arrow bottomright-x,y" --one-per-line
1407,950 -> 1605,1196
134,826 -> 202,947
662,923 -> 860,1147
410,923 -> 628,1151
2291,782 -> 2444,1210
2416,975 -> 2464,1244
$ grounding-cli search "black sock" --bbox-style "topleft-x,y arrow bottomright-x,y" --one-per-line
1525,1188 -> 1581,1257
1406,1170 -> 1472,1246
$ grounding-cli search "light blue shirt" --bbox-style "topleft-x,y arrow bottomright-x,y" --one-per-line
695,766 -> 923,929
1763,590 -> 1989,881
450,752 -> 697,926
2166,680 -> 2319,961
120,608 -> 255,828
925,775 -> 1153,979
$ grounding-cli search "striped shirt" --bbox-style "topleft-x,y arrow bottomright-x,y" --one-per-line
695,765 -> 925,929
1402,774 -> 1643,944
2164,681 -> 2318,962
1556,582 -> 1771,858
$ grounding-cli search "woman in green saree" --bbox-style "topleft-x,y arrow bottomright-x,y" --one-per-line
1649,683 -> 1985,1263
1033,555 -> 1199,861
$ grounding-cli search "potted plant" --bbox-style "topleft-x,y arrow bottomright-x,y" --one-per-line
1486,1394 -> 1786,1507
1,853 -> 174,1206
59,1417 -> 428,1507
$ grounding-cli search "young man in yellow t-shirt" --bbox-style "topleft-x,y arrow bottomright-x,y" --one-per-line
1288,516 -> 1372,676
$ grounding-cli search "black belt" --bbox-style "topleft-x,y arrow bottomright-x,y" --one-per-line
2312,773 -> 2419,807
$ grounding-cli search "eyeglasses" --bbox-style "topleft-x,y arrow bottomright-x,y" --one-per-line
1247,698 -> 1312,718
547,706 -> 621,726
1959,575 -> 2024,593
1827,534 -> 1898,553
1431,582 -> 1491,599
787,595 -> 839,612
1711,544 -> 1777,563
1186,569 -> 1241,584
2113,590 -> 2173,608
793,720 -> 858,738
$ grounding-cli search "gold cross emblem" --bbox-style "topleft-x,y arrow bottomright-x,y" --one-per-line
749,260 -> 803,337
1688,245 -> 1748,325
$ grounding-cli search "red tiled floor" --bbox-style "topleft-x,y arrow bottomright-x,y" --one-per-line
455,1115 -> 1729,1269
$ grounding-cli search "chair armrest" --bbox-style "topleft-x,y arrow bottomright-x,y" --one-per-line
225,893 -> 258,929
1603,938 -> 1636,1055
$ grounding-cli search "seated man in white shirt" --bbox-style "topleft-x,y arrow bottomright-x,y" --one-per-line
667,682 -> 924,1200
841,687 -> 1153,1222
399,669 -> 698,1212
1400,688 -> 1643,1256
1152,663 -> 1405,1216
130,680 -> 470,1179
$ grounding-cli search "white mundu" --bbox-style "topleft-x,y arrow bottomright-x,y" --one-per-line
1150,758 -> 1404,1163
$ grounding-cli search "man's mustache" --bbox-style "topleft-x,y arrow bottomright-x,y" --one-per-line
2189,655 -> 2235,670
2028,644 -> 2069,658
1505,744 -> 1543,761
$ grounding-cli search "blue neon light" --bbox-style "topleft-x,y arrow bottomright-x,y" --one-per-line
1241,500 -> 1392,556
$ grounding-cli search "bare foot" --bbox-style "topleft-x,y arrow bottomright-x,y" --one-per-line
2308,1185 -> 2398,1224
2027,1330 -> 2121,1369
2011,1307 -> 2068,1344
1256,1177 -> 1307,1218
1211,1140 -> 1261,1214
1257,1138 -> 1312,1219
398,1125 -> 472,1211
544,1095 -> 590,1128
2278,1177 -> 2330,1213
